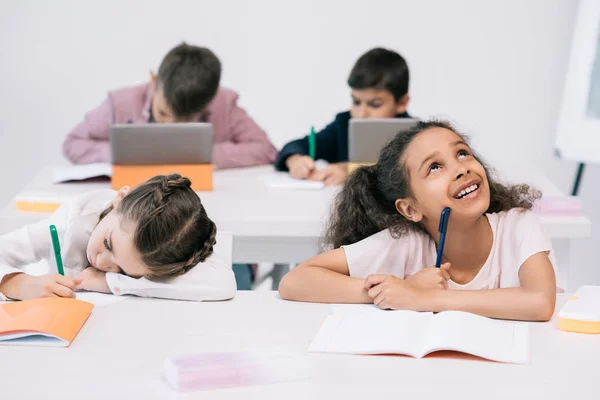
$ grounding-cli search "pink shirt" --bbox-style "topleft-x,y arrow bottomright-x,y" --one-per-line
343,209 -> 560,290
62,83 -> 278,169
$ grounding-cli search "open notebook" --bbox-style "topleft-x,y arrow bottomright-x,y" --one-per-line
310,310 -> 531,364
0,297 -> 94,347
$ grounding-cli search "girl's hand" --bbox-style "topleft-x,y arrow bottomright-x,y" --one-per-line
406,263 -> 451,290
75,267 -> 111,294
0,273 -> 81,300
364,274 -> 427,310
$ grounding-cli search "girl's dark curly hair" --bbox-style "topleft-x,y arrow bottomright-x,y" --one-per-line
323,120 -> 541,250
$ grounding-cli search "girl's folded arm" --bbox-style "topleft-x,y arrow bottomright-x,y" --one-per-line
105,255 -> 237,302
422,252 -> 556,321
278,248 -> 372,304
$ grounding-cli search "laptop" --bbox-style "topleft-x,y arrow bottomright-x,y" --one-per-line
110,123 -> 213,165
348,118 -> 419,163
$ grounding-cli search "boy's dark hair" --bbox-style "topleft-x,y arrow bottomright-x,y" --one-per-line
99,174 -> 217,280
157,42 -> 221,117
347,47 -> 410,101
323,120 -> 541,250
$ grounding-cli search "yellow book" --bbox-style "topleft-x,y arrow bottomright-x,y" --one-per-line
14,193 -> 71,213
558,286 -> 600,334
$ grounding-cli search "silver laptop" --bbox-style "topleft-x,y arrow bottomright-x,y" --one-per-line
110,123 -> 213,165
348,118 -> 419,163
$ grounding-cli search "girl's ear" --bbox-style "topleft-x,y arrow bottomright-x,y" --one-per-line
112,186 -> 131,208
395,198 -> 423,223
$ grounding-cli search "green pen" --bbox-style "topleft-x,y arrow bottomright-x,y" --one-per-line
49,225 -> 65,276
309,126 -> 316,160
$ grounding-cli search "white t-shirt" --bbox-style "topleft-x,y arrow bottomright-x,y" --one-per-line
0,190 -> 236,301
343,209 -> 560,290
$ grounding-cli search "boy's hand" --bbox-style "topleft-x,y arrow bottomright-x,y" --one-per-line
406,263 -> 451,290
286,155 -> 315,179
309,163 -> 348,185
364,274 -> 428,311
0,273 -> 80,301
75,267 -> 111,294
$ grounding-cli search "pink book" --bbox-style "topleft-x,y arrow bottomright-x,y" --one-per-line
163,350 -> 311,391
533,196 -> 583,215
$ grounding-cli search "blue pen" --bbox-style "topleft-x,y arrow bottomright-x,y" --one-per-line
435,207 -> 451,268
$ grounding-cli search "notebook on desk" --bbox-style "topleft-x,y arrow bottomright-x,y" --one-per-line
0,297 -> 93,347
310,310 -> 531,364
15,192 -> 75,213
53,163 -> 112,184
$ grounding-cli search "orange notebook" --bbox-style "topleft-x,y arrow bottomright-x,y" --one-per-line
0,297 -> 94,347
112,164 -> 213,191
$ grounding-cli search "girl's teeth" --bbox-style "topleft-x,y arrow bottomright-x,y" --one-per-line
457,184 -> 478,199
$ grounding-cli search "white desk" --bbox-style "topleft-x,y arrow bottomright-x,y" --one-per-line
0,166 -> 592,290
0,292 -> 597,399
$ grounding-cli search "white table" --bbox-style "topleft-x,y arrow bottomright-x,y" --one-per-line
0,166 -> 592,290
0,292 -> 597,399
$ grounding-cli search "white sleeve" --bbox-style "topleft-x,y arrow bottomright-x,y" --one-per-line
104,247 -> 237,302
0,204 -> 71,286
514,210 -> 560,289
514,210 -> 554,268
341,229 -> 411,279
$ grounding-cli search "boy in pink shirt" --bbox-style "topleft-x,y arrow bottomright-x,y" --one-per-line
280,120 -> 558,321
63,42 -> 277,169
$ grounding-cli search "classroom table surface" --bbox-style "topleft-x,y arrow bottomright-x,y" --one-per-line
0,292 -> 597,399
0,166 -> 592,262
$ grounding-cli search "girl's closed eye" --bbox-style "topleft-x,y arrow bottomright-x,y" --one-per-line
103,237 -> 112,252
102,236 -> 126,275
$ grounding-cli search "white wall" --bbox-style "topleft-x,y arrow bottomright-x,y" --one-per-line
1,0 -> 598,286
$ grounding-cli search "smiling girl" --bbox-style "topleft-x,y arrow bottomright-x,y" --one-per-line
279,120 -> 558,321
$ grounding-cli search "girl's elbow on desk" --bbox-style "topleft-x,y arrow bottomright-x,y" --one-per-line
278,267 -> 303,301
527,291 -> 556,322
278,264 -> 325,301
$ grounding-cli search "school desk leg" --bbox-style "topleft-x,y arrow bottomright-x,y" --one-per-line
232,264 -> 254,290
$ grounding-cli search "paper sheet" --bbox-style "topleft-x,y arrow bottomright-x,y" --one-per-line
259,173 -> 325,190
259,160 -> 329,190
330,304 -> 384,315
1,292 -> 130,308
75,292 -> 131,307
53,163 -> 112,183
